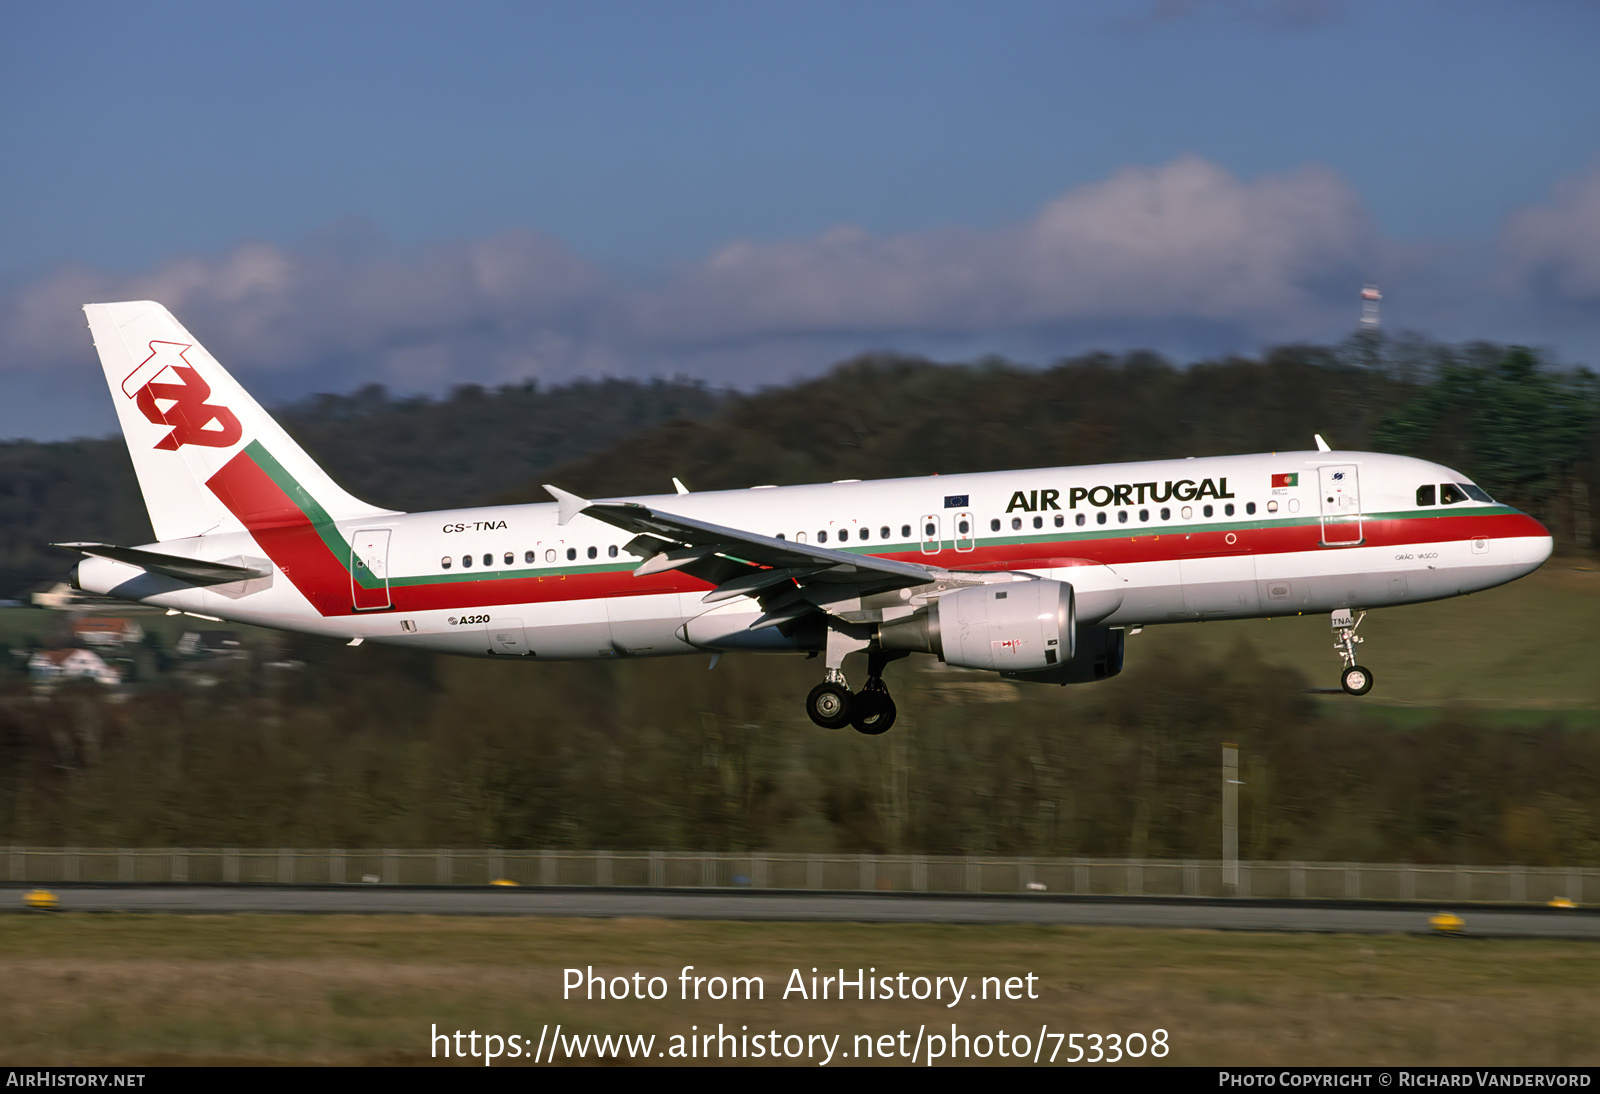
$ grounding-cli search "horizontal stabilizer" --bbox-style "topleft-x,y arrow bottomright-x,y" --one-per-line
55,543 -> 270,586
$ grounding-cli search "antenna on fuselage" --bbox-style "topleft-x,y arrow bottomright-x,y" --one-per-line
1314,434 -> 1332,452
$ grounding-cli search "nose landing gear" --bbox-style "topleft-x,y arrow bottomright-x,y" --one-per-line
1332,608 -> 1374,695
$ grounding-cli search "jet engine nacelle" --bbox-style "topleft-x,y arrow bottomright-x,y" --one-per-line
1002,624 -> 1125,685
879,579 -> 1076,672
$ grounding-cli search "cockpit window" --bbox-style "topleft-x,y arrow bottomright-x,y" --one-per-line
1439,483 -> 1469,505
1459,483 -> 1493,503
1416,484 -> 1435,507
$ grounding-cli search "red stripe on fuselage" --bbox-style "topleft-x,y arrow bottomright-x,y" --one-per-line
205,454 -> 1551,619
948,510 -> 1549,571
376,510 -> 1546,614
206,451 -> 355,616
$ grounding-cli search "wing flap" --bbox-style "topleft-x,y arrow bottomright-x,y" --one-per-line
543,486 -> 943,626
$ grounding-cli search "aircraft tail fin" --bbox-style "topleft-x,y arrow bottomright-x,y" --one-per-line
83,301 -> 395,542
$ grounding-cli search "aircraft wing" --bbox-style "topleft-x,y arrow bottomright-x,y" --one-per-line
544,485 -> 942,627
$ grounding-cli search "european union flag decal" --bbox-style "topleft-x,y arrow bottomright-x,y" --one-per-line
943,495 -> 969,508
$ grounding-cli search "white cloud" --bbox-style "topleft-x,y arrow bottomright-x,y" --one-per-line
29,154 -> 1596,439
634,156 -> 1376,344
1500,164 -> 1600,305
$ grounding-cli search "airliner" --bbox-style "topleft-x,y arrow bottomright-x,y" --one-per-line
62,302 -> 1553,734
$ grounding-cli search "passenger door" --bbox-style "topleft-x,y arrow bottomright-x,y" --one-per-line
1318,465 -> 1363,546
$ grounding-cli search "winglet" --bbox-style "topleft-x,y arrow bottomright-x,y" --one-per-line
542,484 -> 591,525
1314,434 -> 1332,452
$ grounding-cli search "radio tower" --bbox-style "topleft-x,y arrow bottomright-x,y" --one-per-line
1360,284 -> 1382,329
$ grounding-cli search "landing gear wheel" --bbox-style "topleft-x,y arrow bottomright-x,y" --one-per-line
806,682 -> 854,729
851,689 -> 897,735
1341,665 -> 1374,696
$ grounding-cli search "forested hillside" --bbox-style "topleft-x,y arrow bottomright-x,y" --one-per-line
1,335 -> 1593,600
1,334 -> 1596,860
518,338 -> 1596,548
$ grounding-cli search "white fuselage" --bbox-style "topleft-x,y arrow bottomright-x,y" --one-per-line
75,449 -> 1553,664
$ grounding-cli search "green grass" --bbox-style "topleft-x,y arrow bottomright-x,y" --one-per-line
0,914 -> 1596,1066
1130,561 -> 1600,709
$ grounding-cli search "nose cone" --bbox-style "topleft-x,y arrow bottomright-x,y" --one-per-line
1505,511 -> 1554,574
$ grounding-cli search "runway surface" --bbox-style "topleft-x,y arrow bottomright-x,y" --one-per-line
6,884 -> 1598,938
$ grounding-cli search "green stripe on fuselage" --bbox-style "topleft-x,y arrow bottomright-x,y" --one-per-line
244,440 -> 369,586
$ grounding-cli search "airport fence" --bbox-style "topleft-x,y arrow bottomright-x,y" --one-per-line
2,847 -> 1595,903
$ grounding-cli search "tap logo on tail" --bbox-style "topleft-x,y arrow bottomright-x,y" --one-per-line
123,341 -> 242,451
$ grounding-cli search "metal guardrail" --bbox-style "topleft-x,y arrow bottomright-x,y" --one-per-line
2,848 -> 1593,903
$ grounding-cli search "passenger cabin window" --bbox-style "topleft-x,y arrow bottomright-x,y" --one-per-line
901,525 -> 911,539
608,545 -> 618,557
441,556 -> 452,570
838,529 -> 849,542
817,531 -> 828,543
1417,484 -> 1436,506
1117,510 -> 1128,524
990,519 -> 1001,532
544,549 -> 556,562
1203,505 -> 1214,518
880,526 -> 890,539
1032,516 -> 1042,529
504,552 -> 514,566
1139,509 -> 1149,522
587,546 -> 597,559
1054,514 -> 1064,527
1224,503 -> 1235,516
483,553 -> 492,567
1075,513 -> 1086,527
958,519 -> 970,534
462,555 -> 472,568
525,550 -> 536,564
1160,507 -> 1170,520
1096,512 -> 1107,525
1012,517 -> 1022,531
566,548 -> 577,561
1246,502 -> 1256,515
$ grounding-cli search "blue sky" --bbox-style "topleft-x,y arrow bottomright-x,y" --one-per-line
4,0 -> 1600,438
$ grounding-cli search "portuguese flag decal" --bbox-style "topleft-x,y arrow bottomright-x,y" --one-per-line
1271,473 -> 1299,488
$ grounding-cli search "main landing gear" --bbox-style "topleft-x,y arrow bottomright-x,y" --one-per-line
1331,608 -> 1374,696
806,650 -> 904,734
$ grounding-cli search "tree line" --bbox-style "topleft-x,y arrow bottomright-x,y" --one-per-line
2,334 -> 1595,600
1,638 -> 1595,865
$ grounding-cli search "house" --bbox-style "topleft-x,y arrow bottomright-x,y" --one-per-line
28,648 -> 122,687
71,616 -> 144,647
